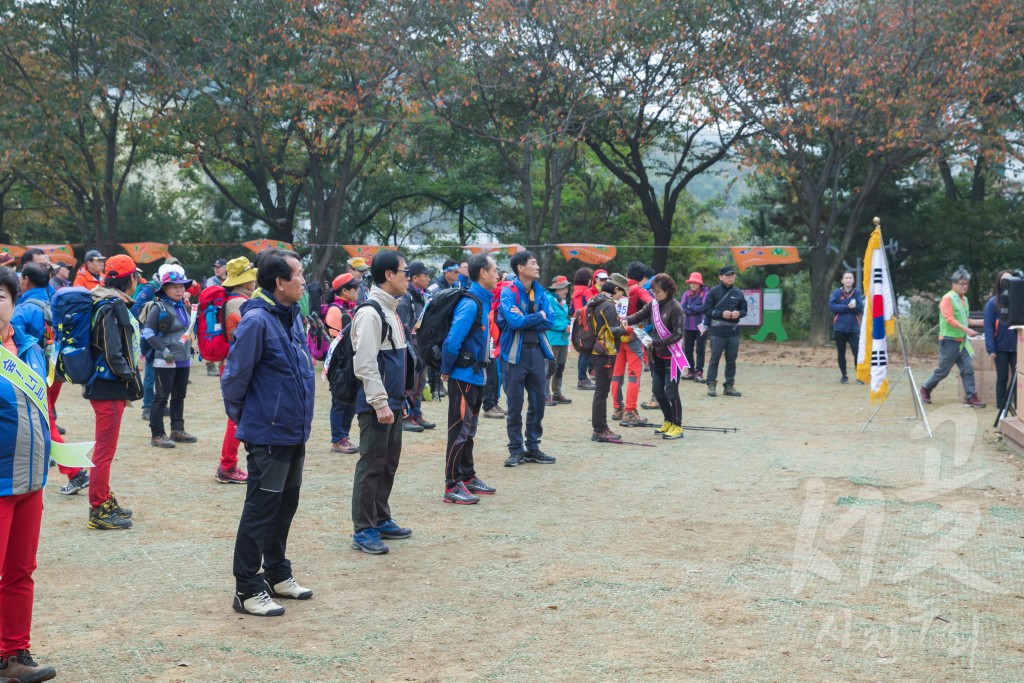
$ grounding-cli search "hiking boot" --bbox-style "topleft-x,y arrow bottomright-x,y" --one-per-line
577,379 -> 596,390
552,393 -> 573,405
544,394 -> 558,407
919,386 -> 932,404
0,650 -> 56,682
87,500 -> 132,530
413,416 -> 436,430
663,424 -> 684,440
443,481 -> 480,505
59,470 -> 89,496
964,393 -> 986,408
653,421 -> 672,435
141,408 -> 150,421
694,370 -> 705,383
151,435 -> 176,448
464,476 -> 496,495
351,528 -> 389,554
523,450 -> 556,464
483,406 -> 506,419
504,453 -> 526,467
682,369 -> 695,381
591,428 -> 622,443
707,381 -> 717,397
331,437 -> 359,454
374,519 -> 413,539
840,376 -> 849,384
216,466 -> 248,484
641,398 -> 660,409
171,430 -> 198,443
611,407 -> 624,421
109,492 -> 133,518
233,590 -> 285,616
620,410 -> 645,427
723,383 -> 742,397
401,417 -> 424,432
207,363 -> 219,377
267,577 -> 313,600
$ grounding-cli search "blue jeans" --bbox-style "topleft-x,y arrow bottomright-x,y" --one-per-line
502,345 -> 547,456
577,352 -> 591,382
330,397 -> 356,442
142,359 -> 155,410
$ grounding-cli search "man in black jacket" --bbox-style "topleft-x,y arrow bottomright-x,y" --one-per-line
702,265 -> 748,397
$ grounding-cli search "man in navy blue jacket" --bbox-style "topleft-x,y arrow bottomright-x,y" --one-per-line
498,251 -> 556,467
440,254 -> 499,504
222,251 -> 315,617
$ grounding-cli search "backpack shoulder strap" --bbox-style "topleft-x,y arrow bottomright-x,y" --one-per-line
356,300 -> 394,348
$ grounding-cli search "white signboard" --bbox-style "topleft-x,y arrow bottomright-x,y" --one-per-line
739,289 -> 763,327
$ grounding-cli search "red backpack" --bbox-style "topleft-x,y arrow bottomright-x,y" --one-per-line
197,286 -> 232,362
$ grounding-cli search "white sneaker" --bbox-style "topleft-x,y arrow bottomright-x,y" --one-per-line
268,577 -> 313,600
233,590 -> 285,616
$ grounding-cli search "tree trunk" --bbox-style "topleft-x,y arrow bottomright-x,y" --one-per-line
807,245 -> 836,346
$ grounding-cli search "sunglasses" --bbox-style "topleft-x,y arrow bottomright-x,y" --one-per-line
164,273 -> 190,283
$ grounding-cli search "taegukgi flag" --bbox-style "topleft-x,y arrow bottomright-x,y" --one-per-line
856,226 -> 896,403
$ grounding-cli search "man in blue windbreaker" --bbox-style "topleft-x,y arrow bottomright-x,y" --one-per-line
498,251 -> 556,468
440,254 -> 499,505
222,250 -> 315,617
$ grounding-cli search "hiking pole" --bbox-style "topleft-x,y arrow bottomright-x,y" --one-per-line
679,425 -> 739,433
607,438 -> 658,447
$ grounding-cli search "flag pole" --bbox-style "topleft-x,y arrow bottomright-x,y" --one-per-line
860,217 -> 932,437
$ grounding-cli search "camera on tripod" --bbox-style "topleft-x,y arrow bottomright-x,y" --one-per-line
999,271 -> 1024,326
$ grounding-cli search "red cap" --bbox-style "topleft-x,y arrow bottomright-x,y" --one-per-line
332,273 -> 356,290
105,254 -> 140,280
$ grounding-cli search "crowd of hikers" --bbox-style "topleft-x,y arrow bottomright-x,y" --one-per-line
0,243 -> 758,679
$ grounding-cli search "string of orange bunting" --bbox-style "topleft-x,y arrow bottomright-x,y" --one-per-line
1,241 -> 801,271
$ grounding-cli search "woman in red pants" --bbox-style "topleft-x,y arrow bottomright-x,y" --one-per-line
0,266 -> 57,681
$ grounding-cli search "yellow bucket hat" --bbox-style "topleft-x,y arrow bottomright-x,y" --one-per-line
222,256 -> 257,288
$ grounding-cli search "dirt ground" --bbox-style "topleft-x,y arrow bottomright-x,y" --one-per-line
30,342 -> 1024,682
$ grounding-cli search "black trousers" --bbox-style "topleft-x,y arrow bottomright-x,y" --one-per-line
233,443 -> 305,596
591,355 -> 614,431
683,329 -> 707,373
650,355 -> 681,425
151,365 -> 190,437
446,379 -> 482,487
706,335 -> 739,384
994,351 -> 1017,410
352,412 -> 403,532
483,360 -> 500,411
834,330 -> 859,378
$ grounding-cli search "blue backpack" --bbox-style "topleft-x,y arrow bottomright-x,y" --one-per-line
50,287 -> 112,384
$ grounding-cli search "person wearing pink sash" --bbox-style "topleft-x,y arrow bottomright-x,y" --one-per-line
626,274 -> 687,440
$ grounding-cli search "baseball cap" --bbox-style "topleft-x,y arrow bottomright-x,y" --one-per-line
594,269 -> 608,280
212,258 -> 228,267
84,249 -> 106,262
347,257 -> 370,272
407,261 -> 431,278
105,254 -> 141,280
332,273 -> 358,291
719,265 -> 736,276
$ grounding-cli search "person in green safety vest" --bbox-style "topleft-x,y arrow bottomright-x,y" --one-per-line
919,265 -> 986,408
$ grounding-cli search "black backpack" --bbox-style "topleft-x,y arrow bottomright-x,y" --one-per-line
417,288 -> 482,371
326,301 -> 394,405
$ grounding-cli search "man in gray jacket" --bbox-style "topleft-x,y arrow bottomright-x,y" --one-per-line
350,251 -> 413,555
